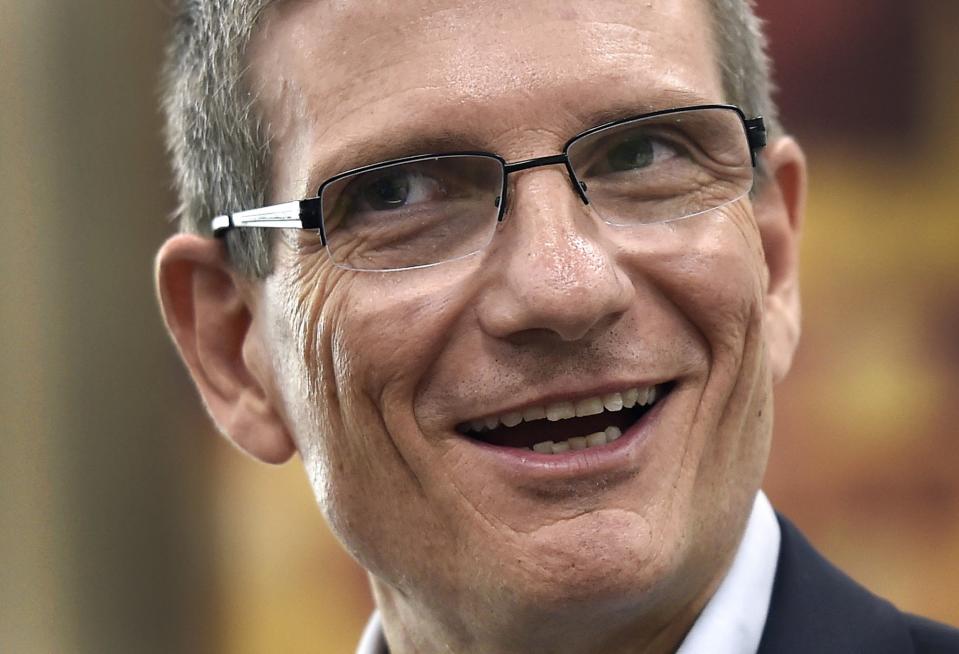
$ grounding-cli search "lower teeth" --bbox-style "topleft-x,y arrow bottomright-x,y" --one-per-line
532,425 -> 622,454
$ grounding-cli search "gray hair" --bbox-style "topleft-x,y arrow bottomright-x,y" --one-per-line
162,0 -> 779,278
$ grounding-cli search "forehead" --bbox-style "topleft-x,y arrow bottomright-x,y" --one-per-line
250,0 -> 722,186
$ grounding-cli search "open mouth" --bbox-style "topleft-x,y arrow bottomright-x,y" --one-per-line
456,383 -> 672,455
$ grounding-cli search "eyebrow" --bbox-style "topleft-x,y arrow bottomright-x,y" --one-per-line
304,88 -> 719,193
307,130 -> 480,192
579,89 -> 718,129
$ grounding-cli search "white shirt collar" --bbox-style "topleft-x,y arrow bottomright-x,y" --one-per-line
356,611 -> 386,654
356,491 -> 780,654
674,490 -> 781,654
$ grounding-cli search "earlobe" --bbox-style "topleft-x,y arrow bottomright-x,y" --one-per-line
753,136 -> 807,383
155,234 -> 296,464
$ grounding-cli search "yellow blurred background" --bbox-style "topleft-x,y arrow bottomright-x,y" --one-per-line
1,1 -> 956,652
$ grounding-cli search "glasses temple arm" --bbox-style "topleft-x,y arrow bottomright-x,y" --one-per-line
211,198 -> 324,239
745,117 -> 767,167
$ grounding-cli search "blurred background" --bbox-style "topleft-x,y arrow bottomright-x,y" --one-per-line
1,1 -> 957,652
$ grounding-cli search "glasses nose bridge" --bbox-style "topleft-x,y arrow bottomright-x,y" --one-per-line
500,153 -> 589,218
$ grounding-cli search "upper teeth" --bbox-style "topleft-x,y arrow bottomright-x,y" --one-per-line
467,385 -> 660,433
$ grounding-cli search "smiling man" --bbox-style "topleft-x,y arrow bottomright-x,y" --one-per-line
156,1 -> 958,653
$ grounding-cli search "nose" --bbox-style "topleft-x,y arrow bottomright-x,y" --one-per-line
475,168 -> 635,343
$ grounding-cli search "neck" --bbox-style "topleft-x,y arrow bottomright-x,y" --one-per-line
369,568 -> 726,654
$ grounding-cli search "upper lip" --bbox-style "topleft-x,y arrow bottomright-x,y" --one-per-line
453,378 -> 670,428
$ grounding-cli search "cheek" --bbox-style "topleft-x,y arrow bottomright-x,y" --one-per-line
634,208 -> 772,543
637,208 -> 767,360
270,243 -> 484,565
263,242 -> 349,493
619,207 -> 771,480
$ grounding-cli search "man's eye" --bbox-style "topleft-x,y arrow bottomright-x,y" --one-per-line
356,171 -> 441,211
603,135 -> 683,173
606,136 -> 656,171
362,174 -> 412,210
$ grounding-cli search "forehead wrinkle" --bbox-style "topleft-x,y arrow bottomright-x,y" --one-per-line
289,79 -> 718,194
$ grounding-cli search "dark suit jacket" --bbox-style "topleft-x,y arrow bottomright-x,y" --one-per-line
758,515 -> 959,653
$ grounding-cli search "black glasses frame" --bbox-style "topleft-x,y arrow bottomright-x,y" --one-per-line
211,104 -> 766,247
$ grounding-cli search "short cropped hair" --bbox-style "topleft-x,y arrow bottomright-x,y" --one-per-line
162,0 -> 780,278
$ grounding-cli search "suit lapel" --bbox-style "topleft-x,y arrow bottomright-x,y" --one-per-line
757,514 -> 914,654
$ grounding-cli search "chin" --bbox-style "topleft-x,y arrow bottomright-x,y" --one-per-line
467,503 -> 696,623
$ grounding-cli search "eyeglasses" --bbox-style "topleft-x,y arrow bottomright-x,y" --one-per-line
211,105 -> 766,272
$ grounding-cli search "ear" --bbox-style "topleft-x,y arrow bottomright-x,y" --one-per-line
155,234 -> 296,464
753,136 -> 807,383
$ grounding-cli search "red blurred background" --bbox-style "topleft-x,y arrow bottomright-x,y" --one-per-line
2,1 -> 957,652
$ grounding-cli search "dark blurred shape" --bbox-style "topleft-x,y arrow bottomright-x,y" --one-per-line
757,0 -> 921,147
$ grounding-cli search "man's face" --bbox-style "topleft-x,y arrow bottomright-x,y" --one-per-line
248,0 -> 785,633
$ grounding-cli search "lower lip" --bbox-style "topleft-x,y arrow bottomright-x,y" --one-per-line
461,389 -> 671,481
